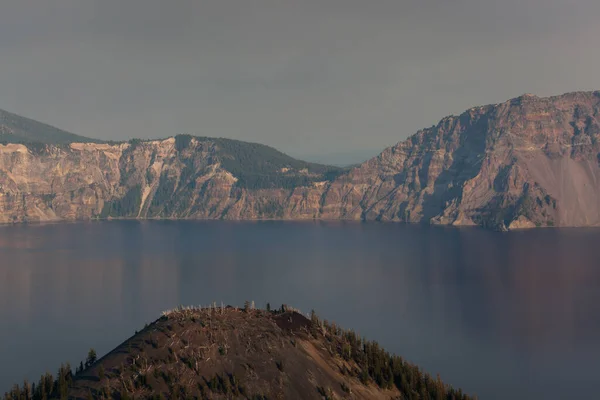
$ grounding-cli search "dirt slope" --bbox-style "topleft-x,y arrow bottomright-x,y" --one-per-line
64,306 -> 472,400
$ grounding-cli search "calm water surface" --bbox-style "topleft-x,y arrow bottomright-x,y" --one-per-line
1,221 -> 599,399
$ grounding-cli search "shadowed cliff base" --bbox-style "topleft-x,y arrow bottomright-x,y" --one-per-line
3,305 -> 475,400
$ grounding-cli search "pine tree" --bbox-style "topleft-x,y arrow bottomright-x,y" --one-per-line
57,363 -> 71,400
85,348 -> 97,368
22,380 -> 31,400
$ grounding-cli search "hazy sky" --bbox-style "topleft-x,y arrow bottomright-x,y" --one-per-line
1,1 -> 599,162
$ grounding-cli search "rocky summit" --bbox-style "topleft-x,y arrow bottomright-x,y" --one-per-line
1,90 -> 600,229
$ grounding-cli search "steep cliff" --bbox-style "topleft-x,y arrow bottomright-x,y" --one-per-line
1,91 -> 599,229
336,91 -> 600,229
0,137 -> 343,223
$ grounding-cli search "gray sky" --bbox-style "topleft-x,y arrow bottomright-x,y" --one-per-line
1,0 -> 599,162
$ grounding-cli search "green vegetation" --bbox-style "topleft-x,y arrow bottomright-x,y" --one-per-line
85,349 -> 97,368
275,360 -> 285,372
7,133 -> 347,222
200,136 -> 345,190
517,192 -> 537,221
256,199 -> 284,218
0,109 -> 101,144
4,306 -> 473,400
309,311 -> 472,400
340,381 -> 351,393
206,373 -> 245,396
515,186 -> 556,228
3,364 -> 72,400
174,134 -> 193,152
2,347 -> 100,400
100,185 -> 142,218
41,194 -> 56,208
316,385 -> 335,400
148,174 -> 177,216
127,138 -> 143,150
111,134 -> 345,191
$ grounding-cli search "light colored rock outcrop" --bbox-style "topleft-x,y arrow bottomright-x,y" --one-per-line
1,91 -> 600,229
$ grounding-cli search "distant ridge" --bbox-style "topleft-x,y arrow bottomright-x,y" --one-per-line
1,90 -> 600,229
0,108 -> 100,144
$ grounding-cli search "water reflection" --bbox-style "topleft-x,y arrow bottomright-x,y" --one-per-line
0,221 -> 599,399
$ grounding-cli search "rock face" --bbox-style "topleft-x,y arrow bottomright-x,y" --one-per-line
349,90 -> 600,229
1,91 -> 600,229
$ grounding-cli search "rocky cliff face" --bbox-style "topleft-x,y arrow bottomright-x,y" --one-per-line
0,138 -> 339,224
1,91 -> 600,229
341,91 -> 600,229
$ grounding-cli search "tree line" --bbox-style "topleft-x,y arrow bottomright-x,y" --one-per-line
308,310 -> 474,400
3,349 -> 97,400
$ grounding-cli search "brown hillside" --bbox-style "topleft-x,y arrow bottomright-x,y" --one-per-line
4,305 -> 474,400
73,306 -> 403,399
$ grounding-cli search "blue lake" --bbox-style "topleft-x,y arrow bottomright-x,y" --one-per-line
1,221 -> 599,399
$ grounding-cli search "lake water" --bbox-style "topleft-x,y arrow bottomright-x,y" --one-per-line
1,221 -> 599,399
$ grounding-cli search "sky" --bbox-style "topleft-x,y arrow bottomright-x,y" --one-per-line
1,0 -> 600,164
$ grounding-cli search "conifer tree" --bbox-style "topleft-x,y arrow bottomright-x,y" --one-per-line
85,348 -> 97,368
